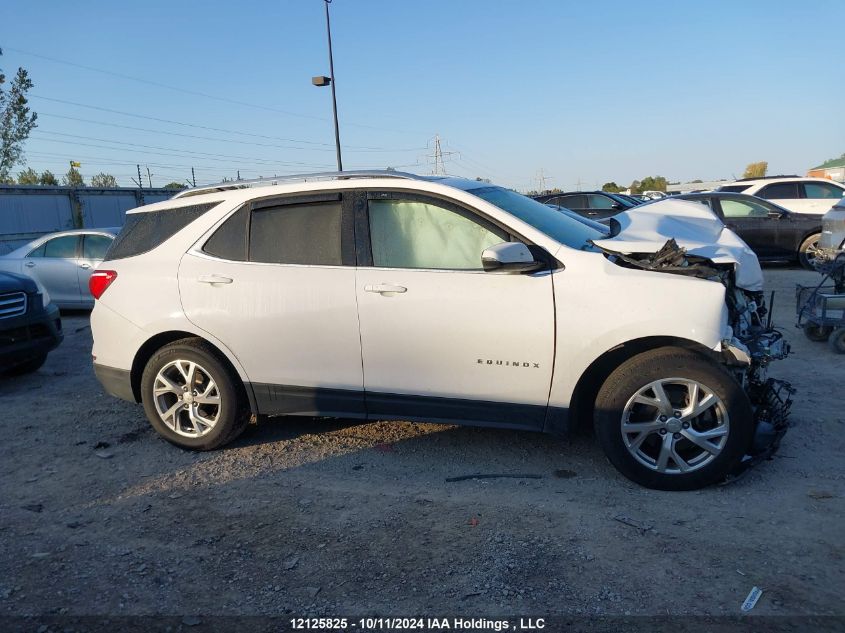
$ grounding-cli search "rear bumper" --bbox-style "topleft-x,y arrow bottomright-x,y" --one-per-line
93,363 -> 136,402
0,303 -> 63,370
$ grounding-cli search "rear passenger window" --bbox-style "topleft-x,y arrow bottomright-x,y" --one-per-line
249,202 -> 342,266
105,202 -> 219,261
43,236 -> 79,258
803,182 -> 845,199
758,183 -> 799,200
203,206 -> 249,261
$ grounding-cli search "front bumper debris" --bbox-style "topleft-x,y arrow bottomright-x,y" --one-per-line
722,377 -> 795,484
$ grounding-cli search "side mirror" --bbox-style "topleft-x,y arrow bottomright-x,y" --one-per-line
481,242 -> 544,273
768,211 -> 784,218
610,202 -> 623,210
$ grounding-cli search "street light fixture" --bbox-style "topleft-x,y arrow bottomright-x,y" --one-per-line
313,0 -> 343,171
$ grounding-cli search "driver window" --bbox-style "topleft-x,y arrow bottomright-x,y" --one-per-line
368,198 -> 507,270
720,199 -> 768,218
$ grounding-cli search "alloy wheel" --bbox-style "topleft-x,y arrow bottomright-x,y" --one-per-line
621,378 -> 730,474
153,360 -> 221,438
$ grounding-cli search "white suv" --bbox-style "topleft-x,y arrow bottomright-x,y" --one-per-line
718,176 -> 845,215
90,172 -> 792,490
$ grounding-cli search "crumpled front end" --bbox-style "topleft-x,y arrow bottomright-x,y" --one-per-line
591,213 -> 794,481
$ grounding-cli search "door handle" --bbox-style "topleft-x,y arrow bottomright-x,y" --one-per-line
25,261 -> 35,268
197,274 -> 233,285
79,263 -> 91,269
364,283 -> 407,294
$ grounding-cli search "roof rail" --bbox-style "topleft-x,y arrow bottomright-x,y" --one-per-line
173,170 -> 422,198
734,174 -> 800,182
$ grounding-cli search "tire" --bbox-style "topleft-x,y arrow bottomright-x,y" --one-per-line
594,347 -> 753,491
5,353 -> 47,376
140,339 -> 250,450
803,323 -> 833,342
798,233 -> 821,270
828,328 -> 845,354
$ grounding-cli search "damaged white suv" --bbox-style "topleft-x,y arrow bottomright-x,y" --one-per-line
90,172 -> 792,490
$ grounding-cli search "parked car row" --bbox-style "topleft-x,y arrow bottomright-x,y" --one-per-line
536,176 -> 843,270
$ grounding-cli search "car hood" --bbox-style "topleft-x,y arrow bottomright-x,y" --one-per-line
0,270 -> 38,294
591,199 -> 763,291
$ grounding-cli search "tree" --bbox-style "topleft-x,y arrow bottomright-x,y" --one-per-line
63,166 -> 85,187
630,176 -> 668,193
163,181 -> 187,190
39,170 -> 58,185
17,166 -> 39,184
0,49 -> 38,182
601,181 -> 621,193
742,161 -> 768,179
90,172 -> 118,187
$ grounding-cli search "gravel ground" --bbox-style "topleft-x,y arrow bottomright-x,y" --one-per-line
1,266 -> 843,624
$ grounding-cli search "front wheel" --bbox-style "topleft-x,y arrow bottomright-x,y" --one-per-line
594,347 -> 753,490
141,339 -> 250,450
803,323 -> 833,342
798,233 -> 821,270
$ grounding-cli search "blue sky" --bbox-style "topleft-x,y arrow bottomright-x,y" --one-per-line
2,0 -> 843,191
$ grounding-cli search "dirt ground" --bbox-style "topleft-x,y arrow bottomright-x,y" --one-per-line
1,266 -> 843,627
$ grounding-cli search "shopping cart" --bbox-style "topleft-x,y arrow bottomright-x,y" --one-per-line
796,253 -> 845,353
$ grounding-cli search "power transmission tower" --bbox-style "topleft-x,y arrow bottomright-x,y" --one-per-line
427,134 -> 459,176
537,168 -> 551,193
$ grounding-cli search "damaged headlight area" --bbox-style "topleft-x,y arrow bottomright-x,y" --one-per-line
597,238 -> 795,481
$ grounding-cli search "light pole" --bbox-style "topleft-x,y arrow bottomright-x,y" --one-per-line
312,0 -> 342,171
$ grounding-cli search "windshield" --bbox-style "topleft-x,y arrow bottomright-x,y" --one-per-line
468,186 -> 606,250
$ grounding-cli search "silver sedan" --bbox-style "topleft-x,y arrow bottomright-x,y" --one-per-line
0,228 -> 118,309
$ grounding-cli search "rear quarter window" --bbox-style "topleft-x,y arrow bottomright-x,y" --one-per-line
105,202 -> 219,261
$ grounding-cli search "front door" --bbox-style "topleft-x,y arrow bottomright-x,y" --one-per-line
179,194 -> 365,417
354,192 -> 556,429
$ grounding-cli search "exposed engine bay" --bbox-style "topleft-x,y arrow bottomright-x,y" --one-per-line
590,199 -> 795,482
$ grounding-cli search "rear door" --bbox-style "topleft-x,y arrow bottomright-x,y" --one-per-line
757,182 -> 804,213
716,197 -> 780,258
354,191 -> 555,429
584,193 -> 622,219
24,235 -> 83,306
179,193 -> 365,417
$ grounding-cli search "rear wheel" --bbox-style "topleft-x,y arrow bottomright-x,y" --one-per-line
141,339 -> 250,450
798,233 -> 821,270
594,347 -> 753,490
828,328 -> 845,354
803,323 -> 833,342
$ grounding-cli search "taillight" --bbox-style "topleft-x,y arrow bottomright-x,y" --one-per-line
89,270 -> 118,300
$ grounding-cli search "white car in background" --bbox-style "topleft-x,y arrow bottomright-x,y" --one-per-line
89,172 -> 792,490
718,176 -> 845,215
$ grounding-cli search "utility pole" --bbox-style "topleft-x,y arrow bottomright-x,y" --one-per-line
237,170 -> 241,181
538,168 -> 550,193
325,0 -> 342,171
575,177 -> 584,191
146,166 -> 153,188
191,167 -> 196,187
137,164 -> 143,189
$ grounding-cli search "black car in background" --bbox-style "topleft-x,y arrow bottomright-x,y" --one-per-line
534,191 -> 638,219
674,192 -> 823,269
0,271 -> 63,375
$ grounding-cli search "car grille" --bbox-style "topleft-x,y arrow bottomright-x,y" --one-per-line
0,292 -> 27,319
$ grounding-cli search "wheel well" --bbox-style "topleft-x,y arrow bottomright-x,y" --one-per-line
130,331 -> 255,413
568,336 -> 718,434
